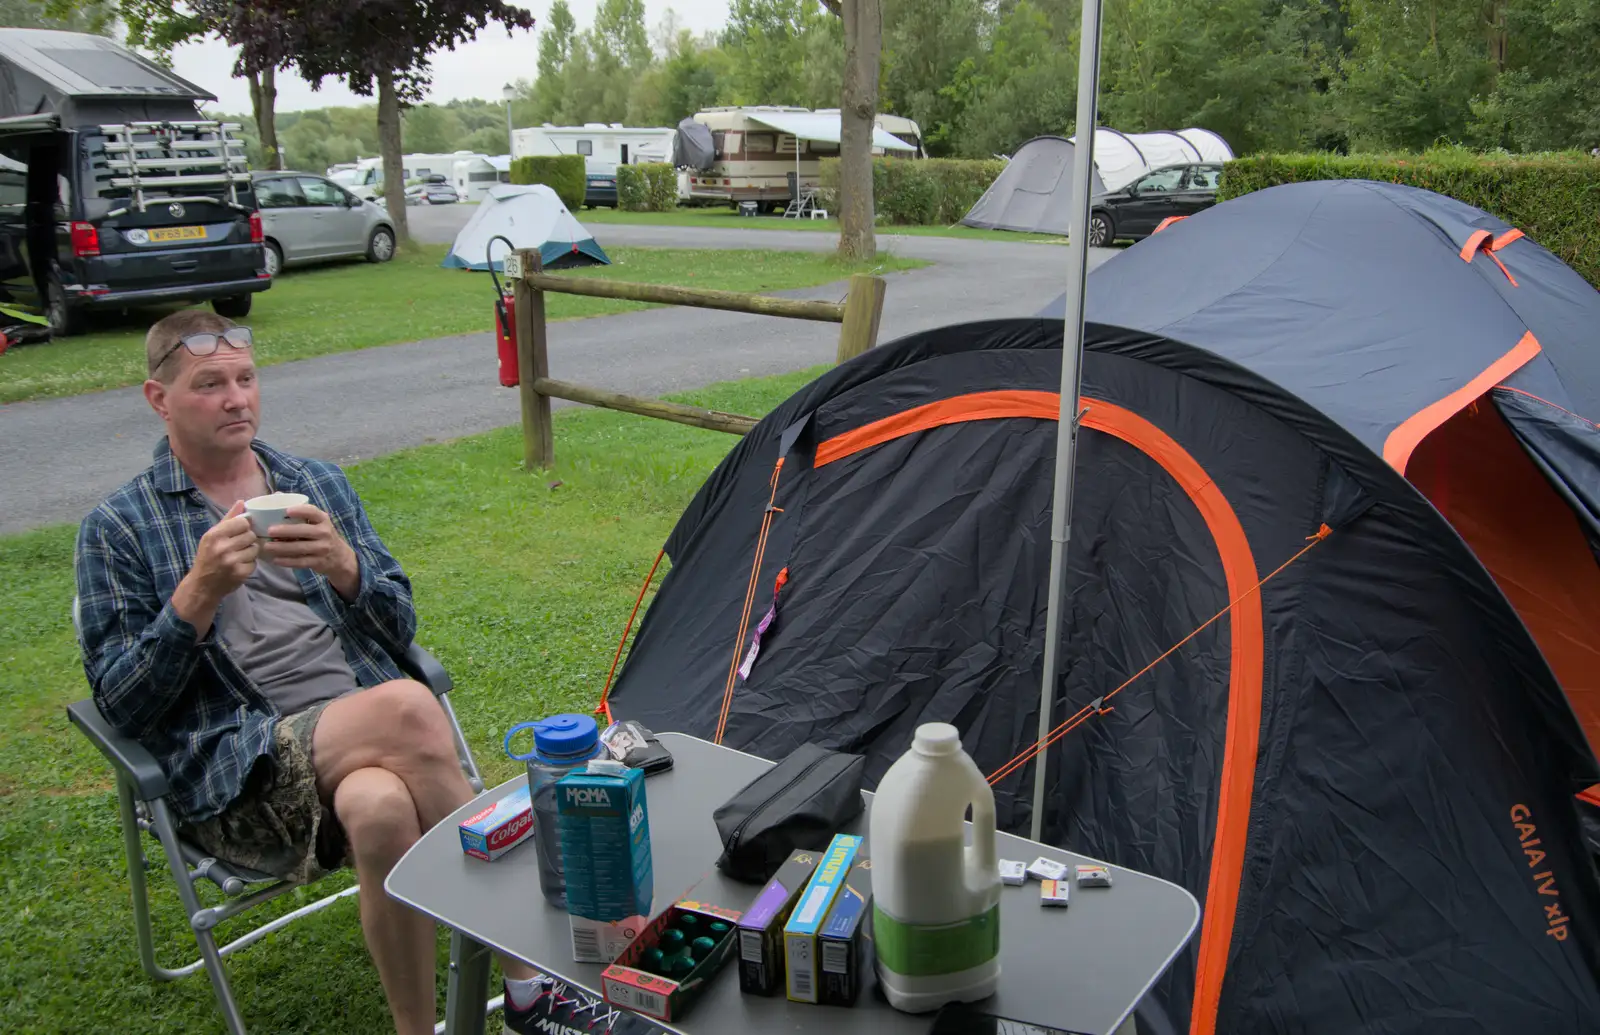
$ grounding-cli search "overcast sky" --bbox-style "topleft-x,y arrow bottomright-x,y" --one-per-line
171,0 -> 731,114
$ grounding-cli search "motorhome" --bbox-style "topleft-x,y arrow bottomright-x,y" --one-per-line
682,107 -> 918,209
510,124 -> 675,168
0,28 -> 268,335
451,155 -> 512,202
346,151 -> 483,200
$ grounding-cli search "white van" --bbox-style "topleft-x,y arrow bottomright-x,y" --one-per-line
346,151 -> 483,200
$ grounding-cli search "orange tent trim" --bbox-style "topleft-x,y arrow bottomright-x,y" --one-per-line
813,391 -> 1264,1035
1382,331 -> 1541,474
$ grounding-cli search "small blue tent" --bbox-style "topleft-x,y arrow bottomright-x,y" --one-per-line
441,183 -> 609,271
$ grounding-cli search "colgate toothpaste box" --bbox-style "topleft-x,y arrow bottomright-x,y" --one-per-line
459,784 -> 533,861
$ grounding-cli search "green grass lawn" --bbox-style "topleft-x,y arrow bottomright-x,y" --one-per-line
579,204 -> 1066,243
0,244 -> 922,405
0,368 -> 822,1034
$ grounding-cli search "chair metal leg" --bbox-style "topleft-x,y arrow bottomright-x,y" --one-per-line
439,694 -> 485,794
116,776 -> 168,983
149,799 -> 249,1035
444,929 -> 493,1035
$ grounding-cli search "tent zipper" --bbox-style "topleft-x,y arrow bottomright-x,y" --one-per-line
723,753 -> 832,859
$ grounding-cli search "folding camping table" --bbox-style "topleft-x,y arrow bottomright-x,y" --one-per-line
386,733 -> 1200,1035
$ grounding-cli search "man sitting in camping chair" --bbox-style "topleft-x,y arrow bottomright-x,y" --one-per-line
74,310 -> 542,1035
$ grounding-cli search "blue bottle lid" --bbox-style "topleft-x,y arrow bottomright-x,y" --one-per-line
532,713 -> 599,761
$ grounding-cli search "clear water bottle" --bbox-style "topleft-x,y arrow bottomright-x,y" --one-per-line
504,713 -> 602,908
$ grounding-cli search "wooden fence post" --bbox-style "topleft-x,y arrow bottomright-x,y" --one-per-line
515,249 -> 554,469
836,273 -> 887,364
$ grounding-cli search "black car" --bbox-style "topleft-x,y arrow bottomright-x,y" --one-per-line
0,29 -> 268,336
1089,163 -> 1222,246
584,164 -> 618,209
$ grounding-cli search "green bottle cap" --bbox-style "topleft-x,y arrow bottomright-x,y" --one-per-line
667,954 -> 696,979
677,914 -> 700,932
707,921 -> 731,937
690,935 -> 717,960
641,947 -> 666,972
658,928 -> 686,951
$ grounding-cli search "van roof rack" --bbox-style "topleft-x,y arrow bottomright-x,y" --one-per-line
96,120 -> 252,218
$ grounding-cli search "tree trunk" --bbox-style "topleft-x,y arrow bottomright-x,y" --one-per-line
1484,0 -> 1509,72
376,68 -> 409,244
248,65 -> 282,170
837,0 -> 880,262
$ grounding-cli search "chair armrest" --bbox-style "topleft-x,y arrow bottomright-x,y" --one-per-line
399,642 -> 454,696
66,699 -> 169,799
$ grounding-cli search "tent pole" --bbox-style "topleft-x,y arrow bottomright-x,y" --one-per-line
1031,0 -> 1105,844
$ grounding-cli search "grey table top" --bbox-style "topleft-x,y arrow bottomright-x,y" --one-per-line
387,733 -> 1199,1035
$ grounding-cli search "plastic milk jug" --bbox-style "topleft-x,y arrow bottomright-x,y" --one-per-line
870,722 -> 1001,1013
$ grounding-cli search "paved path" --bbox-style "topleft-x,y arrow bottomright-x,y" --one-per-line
0,215 -> 1112,534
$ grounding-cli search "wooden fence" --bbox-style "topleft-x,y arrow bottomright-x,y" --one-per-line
509,248 -> 887,469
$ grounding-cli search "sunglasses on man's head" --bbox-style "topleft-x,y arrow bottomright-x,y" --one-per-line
155,326 -> 254,371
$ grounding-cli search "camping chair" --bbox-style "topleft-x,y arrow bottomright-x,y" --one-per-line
67,599 -> 496,1035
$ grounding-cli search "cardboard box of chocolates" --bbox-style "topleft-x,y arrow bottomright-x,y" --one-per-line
601,900 -> 742,1023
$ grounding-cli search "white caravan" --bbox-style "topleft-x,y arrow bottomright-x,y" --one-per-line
510,124 -> 676,169
452,155 -> 513,202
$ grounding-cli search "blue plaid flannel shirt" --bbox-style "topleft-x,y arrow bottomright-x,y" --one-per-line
74,437 -> 415,823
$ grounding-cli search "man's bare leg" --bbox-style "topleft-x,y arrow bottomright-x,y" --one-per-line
333,766 -> 437,1035
314,680 -> 541,997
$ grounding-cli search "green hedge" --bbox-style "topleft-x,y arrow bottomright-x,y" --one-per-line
510,155 -> 586,212
818,157 -> 1006,226
617,163 -> 678,212
1219,150 -> 1600,288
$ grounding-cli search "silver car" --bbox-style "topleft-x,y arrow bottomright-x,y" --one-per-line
250,171 -> 396,277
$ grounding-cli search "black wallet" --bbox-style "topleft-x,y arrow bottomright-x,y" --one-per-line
712,742 -> 866,884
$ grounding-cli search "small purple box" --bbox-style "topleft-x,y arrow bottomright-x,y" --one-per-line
735,849 -> 822,995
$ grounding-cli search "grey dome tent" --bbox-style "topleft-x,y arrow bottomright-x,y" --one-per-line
960,136 -> 1107,235
962,129 -> 1233,235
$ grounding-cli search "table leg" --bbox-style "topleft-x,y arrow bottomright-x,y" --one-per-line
445,928 -> 494,1035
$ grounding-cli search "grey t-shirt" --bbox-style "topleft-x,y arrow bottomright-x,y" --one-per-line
203,495 -> 359,716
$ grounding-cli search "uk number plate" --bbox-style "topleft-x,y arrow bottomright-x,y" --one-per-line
147,225 -> 207,243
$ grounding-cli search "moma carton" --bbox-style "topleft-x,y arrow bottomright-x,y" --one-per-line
557,760 -> 653,963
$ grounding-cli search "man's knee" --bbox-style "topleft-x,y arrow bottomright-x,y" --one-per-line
376,680 -> 451,738
357,680 -> 456,762
334,768 -> 420,860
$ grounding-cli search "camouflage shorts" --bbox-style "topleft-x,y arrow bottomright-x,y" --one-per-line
180,702 -> 350,885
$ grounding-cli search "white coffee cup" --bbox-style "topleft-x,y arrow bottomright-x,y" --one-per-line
244,492 -> 309,537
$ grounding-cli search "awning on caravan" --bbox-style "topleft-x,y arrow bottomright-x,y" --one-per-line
746,111 -> 915,152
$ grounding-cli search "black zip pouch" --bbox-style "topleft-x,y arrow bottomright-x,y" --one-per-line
712,742 -> 866,884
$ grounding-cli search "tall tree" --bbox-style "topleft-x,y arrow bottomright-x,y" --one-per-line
722,0 -> 836,106
1336,0 -> 1494,150
532,0 -> 578,123
882,0 -> 988,155
196,0 -> 535,243
820,0 -> 880,260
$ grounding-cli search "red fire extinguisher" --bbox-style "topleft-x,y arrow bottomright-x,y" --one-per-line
494,289 -> 518,387
489,235 -> 519,387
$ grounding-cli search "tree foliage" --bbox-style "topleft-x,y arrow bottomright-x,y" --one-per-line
185,0 -> 1597,175
193,0 -> 534,241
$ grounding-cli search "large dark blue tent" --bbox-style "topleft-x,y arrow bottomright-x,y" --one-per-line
604,181 -> 1600,1033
